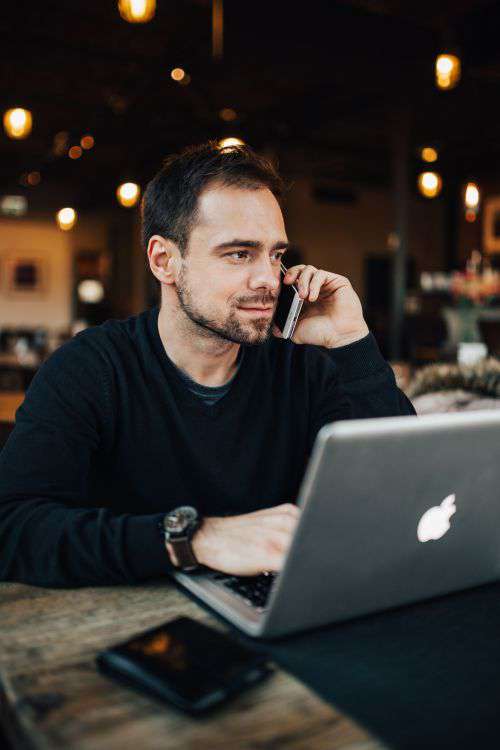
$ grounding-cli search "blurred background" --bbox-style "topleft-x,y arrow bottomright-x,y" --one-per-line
2,0 -> 500,404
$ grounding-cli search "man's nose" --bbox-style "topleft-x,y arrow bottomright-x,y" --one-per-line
248,257 -> 280,292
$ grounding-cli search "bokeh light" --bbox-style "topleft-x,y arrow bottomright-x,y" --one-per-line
171,68 -> 186,81
118,0 -> 156,23
80,134 -> 94,150
421,147 -> 438,163
219,108 -> 237,122
464,183 -> 480,209
3,108 -> 32,139
78,279 -> 105,303
435,54 -> 461,90
116,182 -> 141,207
56,207 -> 77,231
417,172 -> 443,198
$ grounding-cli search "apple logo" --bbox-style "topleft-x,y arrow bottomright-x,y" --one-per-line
417,494 -> 457,543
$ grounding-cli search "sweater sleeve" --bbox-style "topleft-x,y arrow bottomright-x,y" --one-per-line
308,332 -> 416,446
0,335 -> 172,588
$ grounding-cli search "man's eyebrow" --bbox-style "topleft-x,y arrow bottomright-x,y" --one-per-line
211,239 -> 290,253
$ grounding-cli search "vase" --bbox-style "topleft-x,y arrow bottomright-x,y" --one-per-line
442,305 -> 481,347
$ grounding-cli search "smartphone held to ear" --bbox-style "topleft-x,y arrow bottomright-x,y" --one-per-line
96,616 -> 273,715
274,262 -> 304,339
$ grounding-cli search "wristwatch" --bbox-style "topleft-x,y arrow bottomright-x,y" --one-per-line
159,506 -> 201,571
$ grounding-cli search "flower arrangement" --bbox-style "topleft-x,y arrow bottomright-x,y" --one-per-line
450,250 -> 500,306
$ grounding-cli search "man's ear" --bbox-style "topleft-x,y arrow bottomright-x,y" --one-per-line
147,235 -> 180,287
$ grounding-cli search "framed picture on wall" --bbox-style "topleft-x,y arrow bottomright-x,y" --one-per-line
483,197 -> 500,254
3,256 -> 47,296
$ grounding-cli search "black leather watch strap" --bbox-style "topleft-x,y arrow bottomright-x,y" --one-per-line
159,508 -> 201,571
166,536 -> 199,570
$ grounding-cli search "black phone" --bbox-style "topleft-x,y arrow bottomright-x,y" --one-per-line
96,616 -> 272,715
274,262 -> 304,339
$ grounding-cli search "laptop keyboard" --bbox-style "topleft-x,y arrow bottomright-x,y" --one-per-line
211,571 -> 277,611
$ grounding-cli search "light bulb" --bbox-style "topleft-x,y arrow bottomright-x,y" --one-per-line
3,108 -> 32,139
56,207 -> 77,231
417,172 -> 442,198
117,182 -> 140,208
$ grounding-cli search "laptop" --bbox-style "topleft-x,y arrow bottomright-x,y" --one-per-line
172,410 -> 500,638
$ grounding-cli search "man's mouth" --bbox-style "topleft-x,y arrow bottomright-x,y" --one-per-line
238,305 -> 274,315
239,305 -> 273,310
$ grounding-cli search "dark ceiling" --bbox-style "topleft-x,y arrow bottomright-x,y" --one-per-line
1,0 -> 500,211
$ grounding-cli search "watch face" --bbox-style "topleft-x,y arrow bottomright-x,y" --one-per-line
165,506 -> 198,535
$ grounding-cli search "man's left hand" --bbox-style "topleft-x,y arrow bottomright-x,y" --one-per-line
273,264 -> 369,348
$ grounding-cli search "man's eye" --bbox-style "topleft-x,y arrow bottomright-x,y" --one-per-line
227,251 -> 249,261
225,251 -> 285,262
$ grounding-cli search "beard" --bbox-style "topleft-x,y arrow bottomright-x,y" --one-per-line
175,264 -> 275,345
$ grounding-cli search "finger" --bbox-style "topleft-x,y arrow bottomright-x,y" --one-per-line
296,266 -> 317,298
308,270 -> 329,302
283,264 -> 306,284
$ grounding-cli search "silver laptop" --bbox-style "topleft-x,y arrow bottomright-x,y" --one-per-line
173,410 -> 500,638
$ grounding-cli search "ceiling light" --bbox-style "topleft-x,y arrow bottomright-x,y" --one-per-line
435,54 -> 461,90
171,68 -> 186,82
27,171 -> 41,186
464,182 -> 480,209
421,147 -> 438,163
117,182 -> 141,207
81,134 -> 94,150
417,172 -> 442,199
118,0 -> 156,23
3,108 -> 32,139
56,207 -> 77,231
219,108 -> 237,122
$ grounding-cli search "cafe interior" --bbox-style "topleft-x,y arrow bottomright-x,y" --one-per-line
2,1 -> 500,748
2,1 -> 500,431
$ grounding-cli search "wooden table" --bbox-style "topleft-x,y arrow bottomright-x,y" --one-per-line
0,581 -> 384,749
0,391 -> 24,423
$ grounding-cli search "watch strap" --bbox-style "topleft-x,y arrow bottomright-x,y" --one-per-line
166,536 -> 199,571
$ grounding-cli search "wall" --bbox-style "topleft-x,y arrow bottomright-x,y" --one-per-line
283,178 -> 444,299
0,181 -> 446,331
0,217 -> 71,330
458,179 -> 500,267
0,213 -> 109,332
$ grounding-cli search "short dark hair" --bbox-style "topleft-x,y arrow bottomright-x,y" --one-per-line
141,140 -> 285,257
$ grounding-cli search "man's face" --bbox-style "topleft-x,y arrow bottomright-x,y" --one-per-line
173,182 -> 289,345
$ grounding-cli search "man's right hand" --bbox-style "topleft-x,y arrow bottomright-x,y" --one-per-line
189,503 -> 300,576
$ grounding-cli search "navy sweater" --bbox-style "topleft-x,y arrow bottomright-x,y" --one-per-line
0,306 -> 415,587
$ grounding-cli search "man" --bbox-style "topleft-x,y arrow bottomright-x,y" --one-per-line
0,141 -> 415,587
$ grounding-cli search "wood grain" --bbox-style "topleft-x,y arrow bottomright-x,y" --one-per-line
0,581 -> 385,749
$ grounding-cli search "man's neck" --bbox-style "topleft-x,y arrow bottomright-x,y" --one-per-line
157,302 -> 241,387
